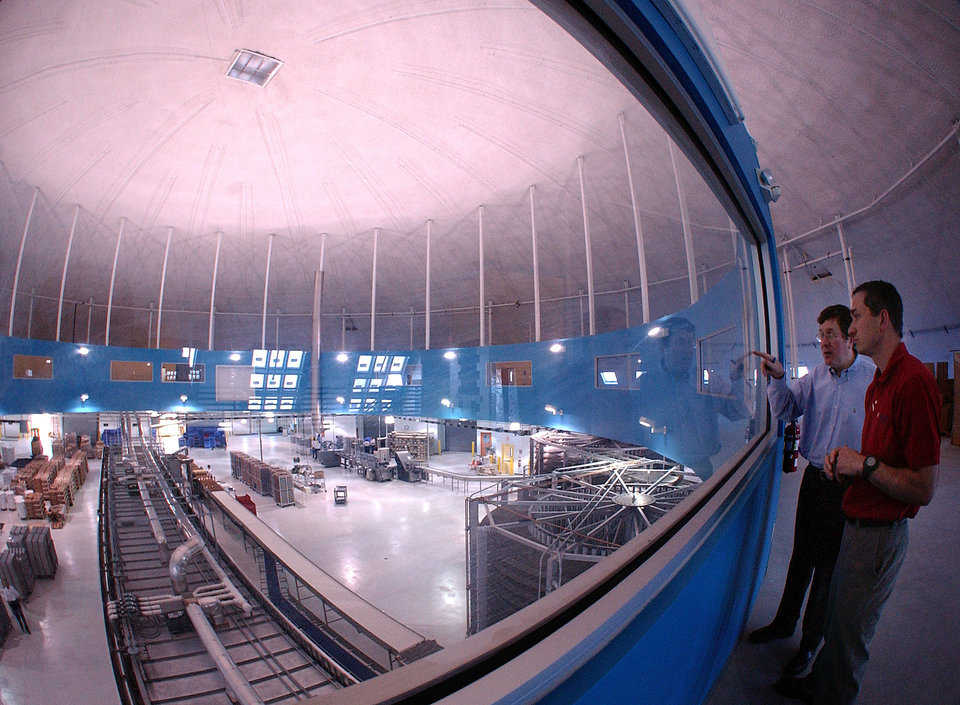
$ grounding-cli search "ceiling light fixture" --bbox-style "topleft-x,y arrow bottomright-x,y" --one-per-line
443,351 -> 457,360
78,346 -> 90,355
229,352 -> 241,361
549,343 -> 564,353
80,393 -> 89,403
179,394 -> 188,403
336,352 -> 349,362
226,49 -> 283,87
336,396 -> 345,404
441,398 -> 452,407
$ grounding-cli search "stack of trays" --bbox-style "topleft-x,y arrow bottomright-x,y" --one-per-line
8,526 -> 57,578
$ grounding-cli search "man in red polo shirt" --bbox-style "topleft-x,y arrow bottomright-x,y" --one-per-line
777,280 -> 941,704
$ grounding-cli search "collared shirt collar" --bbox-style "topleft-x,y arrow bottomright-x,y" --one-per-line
829,352 -> 859,378
874,342 -> 908,385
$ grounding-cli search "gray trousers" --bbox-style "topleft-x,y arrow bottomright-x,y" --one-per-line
812,519 -> 908,705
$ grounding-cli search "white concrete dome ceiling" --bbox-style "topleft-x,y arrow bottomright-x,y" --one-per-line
0,0 -> 958,349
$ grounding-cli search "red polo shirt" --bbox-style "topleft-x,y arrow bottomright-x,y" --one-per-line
843,342 -> 941,520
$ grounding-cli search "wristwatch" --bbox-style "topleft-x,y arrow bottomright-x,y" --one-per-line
861,455 -> 879,482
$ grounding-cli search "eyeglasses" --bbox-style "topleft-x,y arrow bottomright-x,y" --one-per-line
816,330 -> 844,343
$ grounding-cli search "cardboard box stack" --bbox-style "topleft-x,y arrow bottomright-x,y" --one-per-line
228,451 -> 293,505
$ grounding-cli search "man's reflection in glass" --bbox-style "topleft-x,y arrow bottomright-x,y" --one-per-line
636,316 -> 745,479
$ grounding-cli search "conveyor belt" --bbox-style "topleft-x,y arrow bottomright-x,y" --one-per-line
101,434 -> 341,704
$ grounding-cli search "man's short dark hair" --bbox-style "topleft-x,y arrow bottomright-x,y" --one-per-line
817,304 -> 852,337
852,280 -> 903,337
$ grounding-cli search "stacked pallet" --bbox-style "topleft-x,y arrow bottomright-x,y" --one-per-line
23,491 -> 46,519
8,526 -> 57,578
44,453 -> 87,509
13,457 -> 46,494
229,451 -> 294,506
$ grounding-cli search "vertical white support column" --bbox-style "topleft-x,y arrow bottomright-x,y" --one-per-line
105,217 -> 125,346
781,249 -> 799,378
155,227 -> 173,348
478,206 -> 486,346
27,290 -> 36,339
425,220 -> 432,350
311,232 -> 327,431
619,114 -> 650,323
261,233 -> 275,348
848,247 -> 857,288
409,307 -> 414,349
9,187 -> 39,337
667,138 -> 698,304
487,300 -> 493,345
341,307 -> 346,350
207,231 -> 222,350
623,280 -> 630,328
578,288 -> 585,337
836,222 -> 853,298
577,156 -> 596,335
147,302 -> 155,348
370,228 -> 379,350
529,186 -> 542,342
56,205 -> 81,341
275,311 -> 280,348
85,297 -> 93,343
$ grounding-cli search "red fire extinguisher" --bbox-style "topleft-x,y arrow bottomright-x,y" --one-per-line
783,422 -> 800,473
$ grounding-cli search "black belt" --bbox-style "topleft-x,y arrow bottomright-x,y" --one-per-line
845,517 -> 902,528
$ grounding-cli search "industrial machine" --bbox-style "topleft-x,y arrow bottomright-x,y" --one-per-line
391,450 -> 423,482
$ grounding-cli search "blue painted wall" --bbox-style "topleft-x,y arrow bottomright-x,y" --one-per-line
1,270 -> 759,480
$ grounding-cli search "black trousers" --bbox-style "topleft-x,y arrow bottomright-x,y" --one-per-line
8,598 -> 29,633
773,464 -> 845,650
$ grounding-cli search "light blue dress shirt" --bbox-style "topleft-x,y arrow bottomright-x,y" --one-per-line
766,354 -> 875,466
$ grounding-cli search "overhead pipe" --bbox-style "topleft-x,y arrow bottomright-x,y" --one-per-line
777,122 -> 960,250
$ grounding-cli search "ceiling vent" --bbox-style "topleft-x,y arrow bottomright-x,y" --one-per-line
226,50 -> 283,87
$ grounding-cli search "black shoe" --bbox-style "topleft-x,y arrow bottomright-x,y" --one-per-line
773,675 -> 813,702
782,647 -> 815,677
748,621 -> 793,643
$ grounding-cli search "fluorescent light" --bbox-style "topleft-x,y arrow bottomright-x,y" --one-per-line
337,352 -> 349,362
226,49 -> 283,87
229,352 -> 241,361
647,325 -> 666,338
544,404 -> 556,414
78,346 -> 89,355
638,418 -> 652,429
509,422 -> 521,431
443,351 -> 457,360
549,343 -> 564,353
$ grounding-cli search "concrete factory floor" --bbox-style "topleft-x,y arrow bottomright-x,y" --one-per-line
190,433 -> 472,648
1,432 -> 956,705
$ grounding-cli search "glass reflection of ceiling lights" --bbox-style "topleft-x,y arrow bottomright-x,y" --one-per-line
357,355 -> 372,372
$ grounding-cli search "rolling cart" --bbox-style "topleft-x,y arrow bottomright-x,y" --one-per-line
333,485 -> 347,505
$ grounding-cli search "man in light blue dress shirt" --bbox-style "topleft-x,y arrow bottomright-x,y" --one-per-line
748,304 -> 874,682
